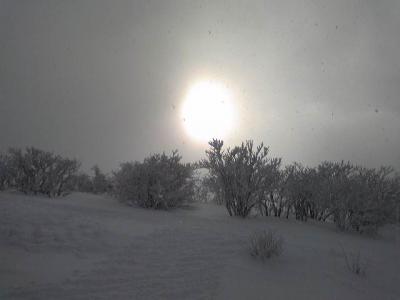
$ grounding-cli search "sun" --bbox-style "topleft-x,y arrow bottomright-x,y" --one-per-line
181,81 -> 235,142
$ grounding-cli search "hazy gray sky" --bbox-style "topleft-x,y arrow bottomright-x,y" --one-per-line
1,0 -> 399,171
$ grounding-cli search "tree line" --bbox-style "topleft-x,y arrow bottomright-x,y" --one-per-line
202,139 -> 400,234
0,147 -> 110,196
1,141 -> 399,234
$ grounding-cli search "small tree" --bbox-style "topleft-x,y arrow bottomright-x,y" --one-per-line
50,156 -> 81,197
202,139 -> 282,218
4,147 -> 80,197
257,158 -> 282,217
113,151 -> 194,209
346,166 -> 400,234
282,163 -> 317,221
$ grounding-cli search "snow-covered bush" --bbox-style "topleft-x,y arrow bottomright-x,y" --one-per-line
279,163 -> 318,221
283,161 -> 400,234
113,151 -> 194,209
314,163 -> 400,233
340,245 -> 367,276
345,166 -> 400,234
269,160 -> 399,234
256,158 -> 282,217
202,139 -> 282,218
249,229 -> 283,260
5,147 -> 80,197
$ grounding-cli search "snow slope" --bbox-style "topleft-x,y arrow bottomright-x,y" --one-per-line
1,192 -> 399,299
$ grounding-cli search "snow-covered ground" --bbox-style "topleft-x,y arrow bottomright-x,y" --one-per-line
1,192 -> 399,299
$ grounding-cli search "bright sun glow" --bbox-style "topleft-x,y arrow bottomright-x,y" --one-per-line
182,81 -> 235,142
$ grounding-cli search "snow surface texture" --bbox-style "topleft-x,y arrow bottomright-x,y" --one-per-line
1,192 -> 399,299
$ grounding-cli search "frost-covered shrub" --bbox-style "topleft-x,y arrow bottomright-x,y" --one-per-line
249,229 -> 283,260
340,245 -> 367,276
256,159 -> 283,217
316,164 -> 400,233
345,167 -> 400,234
113,151 -> 194,209
313,161 -> 355,230
281,161 -> 400,234
5,147 -> 80,197
282,163 -> 318,221
202,139 -> 282,218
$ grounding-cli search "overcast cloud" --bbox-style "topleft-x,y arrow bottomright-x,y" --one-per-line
1,0 -> 399,171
